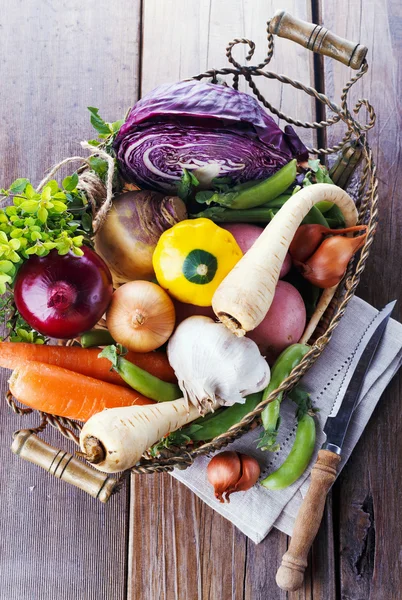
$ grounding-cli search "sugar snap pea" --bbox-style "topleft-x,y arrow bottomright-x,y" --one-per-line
196,159 -> 297,210
193,206 -> 278,224
181,392 -> 262,442
99,345 -> 181,402
80,328 -> 115,348
260,412 -> 316,490
301,205 -> 329,227
258,344 -> 310,451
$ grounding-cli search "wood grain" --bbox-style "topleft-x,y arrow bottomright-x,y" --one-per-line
321,1 -> 402,598
0,1 -> 141,599
129,2 -> 333,599
1,2 -> 401,599
140,0 -> 316,147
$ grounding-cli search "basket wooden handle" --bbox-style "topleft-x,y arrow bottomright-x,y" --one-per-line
276,449 -> 342,591
11,430 -> 119,503
268,10 -> 367,69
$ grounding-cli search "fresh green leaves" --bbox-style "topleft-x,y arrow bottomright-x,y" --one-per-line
9,178 -> 30,195
0,294 -> 46,343
98,344 -> 120,370
88,106 -> 124,139
149,430 -> 193,457
88,156 -> 109,180
177,168 -> 199,202
62,173 -> 79,192
302,159 -> 334,187
0,175 -> 91,295
287,386 -> 318,421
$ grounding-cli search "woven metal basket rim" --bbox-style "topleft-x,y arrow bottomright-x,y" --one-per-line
6,21 -> 378,478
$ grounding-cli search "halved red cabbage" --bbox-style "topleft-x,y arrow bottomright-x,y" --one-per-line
114,80 -> 307,192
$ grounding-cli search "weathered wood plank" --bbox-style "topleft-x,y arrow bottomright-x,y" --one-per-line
140,0 -> 315,147
0,1 -> 141,598
321,1 -> 402,598
129,2 -> 335,599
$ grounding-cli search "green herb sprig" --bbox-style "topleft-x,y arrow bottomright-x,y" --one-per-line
86,107 -> 125,183
0,175 -> 91,295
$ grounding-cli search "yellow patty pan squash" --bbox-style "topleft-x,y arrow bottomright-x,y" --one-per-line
152,218 -> 243,306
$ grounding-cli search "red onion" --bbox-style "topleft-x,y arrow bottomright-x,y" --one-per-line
14,247 -> 113,339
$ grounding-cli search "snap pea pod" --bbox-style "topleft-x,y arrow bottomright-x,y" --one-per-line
260,412 -> 316,490
260,193 -> 292,208
180,392 -> 262,441
301,205 -> 329,227
196,159 -> 297,210
323,203 -> 346,228
99,345 -> 181,402
258,344 -> 310,451
80,329 -> 115,348
192,206 -> 278,223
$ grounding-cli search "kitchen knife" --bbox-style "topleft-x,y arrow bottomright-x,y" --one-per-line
276,300 -> 396,592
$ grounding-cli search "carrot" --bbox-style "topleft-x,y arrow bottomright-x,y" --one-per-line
0,343 -> 177,386
8,361 -> 154,422
212,183 -> 358,336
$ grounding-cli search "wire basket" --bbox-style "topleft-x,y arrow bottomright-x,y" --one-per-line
7,11 -> 377,498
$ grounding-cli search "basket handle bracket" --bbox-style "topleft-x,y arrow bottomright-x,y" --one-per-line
268,10 -> 367,70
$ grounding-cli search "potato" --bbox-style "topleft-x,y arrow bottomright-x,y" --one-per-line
247,280 -> 306,364
223,224 -> 291,278
173,299 -> 215,325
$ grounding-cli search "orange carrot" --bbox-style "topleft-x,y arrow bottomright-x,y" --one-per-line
0,343 -> 177,386
8,361 -> 154,421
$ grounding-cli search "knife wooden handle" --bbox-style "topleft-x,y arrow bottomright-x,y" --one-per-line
276,449 -> 341,591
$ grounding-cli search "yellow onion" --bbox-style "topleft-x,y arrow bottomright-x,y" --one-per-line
106,281 -> 175,352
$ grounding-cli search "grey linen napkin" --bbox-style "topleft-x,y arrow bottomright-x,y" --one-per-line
171,296 -> 402,543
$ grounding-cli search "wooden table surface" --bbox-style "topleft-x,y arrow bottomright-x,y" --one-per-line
0,1 -> 401,599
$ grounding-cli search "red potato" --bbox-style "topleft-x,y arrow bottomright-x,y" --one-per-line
222,224 -> 291,278
173,299 -> 215,325
247,280 -> 306,364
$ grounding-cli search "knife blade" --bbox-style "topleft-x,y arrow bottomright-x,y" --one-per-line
276,300 -> 396,592
322,300 -> 396,454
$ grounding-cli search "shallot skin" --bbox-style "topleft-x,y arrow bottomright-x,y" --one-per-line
14,247 -> 113,339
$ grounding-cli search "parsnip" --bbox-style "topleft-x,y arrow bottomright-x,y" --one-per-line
299,285 -> 338,344
212,184 -> 358,336
80,399 -> 200,473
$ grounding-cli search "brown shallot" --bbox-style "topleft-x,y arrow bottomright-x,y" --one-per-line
295,228 -> 368,288
289,224 -> 368,263
207,451 -> 260,503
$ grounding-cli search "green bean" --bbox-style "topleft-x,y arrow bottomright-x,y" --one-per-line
181,392 -> 262,441
260,413 -> 316,490
99,345 -> 181,402
80,329 -> 115,348
259,344 -> 310,451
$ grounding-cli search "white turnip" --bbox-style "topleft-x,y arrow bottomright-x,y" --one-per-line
95,190 -> 187,284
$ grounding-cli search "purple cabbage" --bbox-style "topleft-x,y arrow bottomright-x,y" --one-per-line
114,80 -> 307,192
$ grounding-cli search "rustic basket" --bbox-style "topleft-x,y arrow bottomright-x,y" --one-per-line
7,11 -> 377,500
